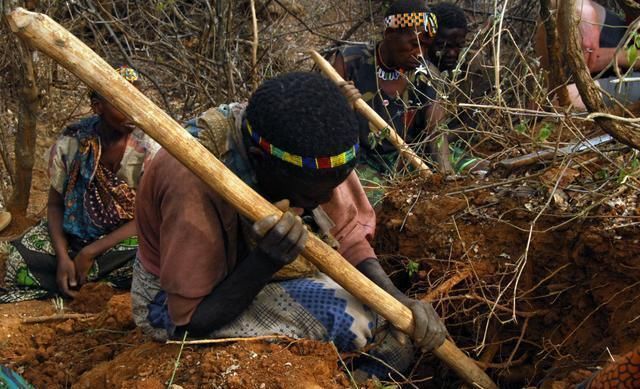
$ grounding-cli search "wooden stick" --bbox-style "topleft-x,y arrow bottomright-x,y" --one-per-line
249,0 -> 259,91
309,50 -> 434,179
22,313 -> 95,324
498,134 -> 613,170
5,9 -> 495,389
165,335 -> 294,345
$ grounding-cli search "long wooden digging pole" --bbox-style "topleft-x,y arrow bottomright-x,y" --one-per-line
6,9 -> 496,389
309,50 -> 434,178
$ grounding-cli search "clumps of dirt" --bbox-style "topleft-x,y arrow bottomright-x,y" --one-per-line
377,181 -> 523,266
0,287 -> 144,388
1,287 -> 350,388
93,292 -> 136,330
76,339 -> 349,389
69,282 -> 116,313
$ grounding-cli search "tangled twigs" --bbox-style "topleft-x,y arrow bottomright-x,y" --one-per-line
476,351 -> 529,369
440,294 -> 549,318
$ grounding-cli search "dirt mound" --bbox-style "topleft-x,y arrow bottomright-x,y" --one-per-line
76,339 -> 348,389
69,282 -> 116,313
1,288 -> 349,388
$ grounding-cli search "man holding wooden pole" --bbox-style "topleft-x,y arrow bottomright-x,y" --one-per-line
328,0 -> 452,206
132,72 -> 447,379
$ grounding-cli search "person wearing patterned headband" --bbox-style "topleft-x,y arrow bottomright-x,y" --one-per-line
131,72 -> 447,380
0,64 -> 160,303
331,0 -> 453,206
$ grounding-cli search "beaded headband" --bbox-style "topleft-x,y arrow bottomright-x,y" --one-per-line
246,121 -> 359,169
115,65 -> 140,82
89,65 -> 140,99
384,11 -> 438,37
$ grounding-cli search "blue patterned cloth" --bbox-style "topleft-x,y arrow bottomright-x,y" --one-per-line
280,277 -> 364,351
61,116 -> 104,241
60,116 -> 136,245
131,261 -> 414,379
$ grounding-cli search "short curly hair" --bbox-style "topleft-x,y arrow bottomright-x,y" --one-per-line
385,0 -> 431,17
245,72 -> 359,179
432,3 -> 468,31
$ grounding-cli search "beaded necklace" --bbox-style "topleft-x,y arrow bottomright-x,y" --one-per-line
376,44 -> 403,81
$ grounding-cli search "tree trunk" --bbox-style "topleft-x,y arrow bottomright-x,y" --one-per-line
540,0 -> 570,106
7,36 -> 38,216
558,0 -> 640,151
3,0 -> 39,216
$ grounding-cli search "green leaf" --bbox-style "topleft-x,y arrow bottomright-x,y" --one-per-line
628,44 -> 638,67
538,123 -> 553,142
515,122 -> 527,134
595,169 -> 609,180
368,132 -> 378,148
406,260 -> 419,277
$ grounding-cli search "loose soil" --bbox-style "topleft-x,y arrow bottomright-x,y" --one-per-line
0,285 -> 350,389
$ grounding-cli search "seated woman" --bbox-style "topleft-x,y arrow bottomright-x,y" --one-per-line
0,65 -> 160,303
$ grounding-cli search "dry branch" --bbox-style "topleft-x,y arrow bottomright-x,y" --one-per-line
6,9 -> 496,389
22,312 -> 95,324
498,134 -> 614,170
165,335 -> 294,345
539,0 -> 570,106
249,0 -> 259,92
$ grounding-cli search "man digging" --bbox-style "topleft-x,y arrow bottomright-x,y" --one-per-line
330,0 -> 450,207
131,72 -> 447,380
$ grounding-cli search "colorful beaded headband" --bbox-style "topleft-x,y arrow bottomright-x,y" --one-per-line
246,121 -> 359,169
384,11 -> 438,37
115,65 -> 140,82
